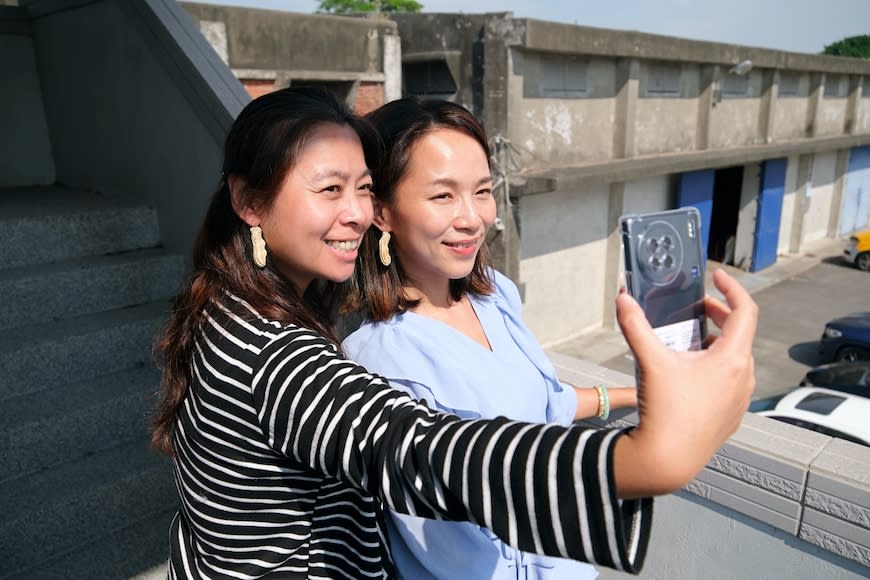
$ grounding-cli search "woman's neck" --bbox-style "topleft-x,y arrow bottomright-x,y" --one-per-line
403,276 -> 453,311
404,278 -> 492,351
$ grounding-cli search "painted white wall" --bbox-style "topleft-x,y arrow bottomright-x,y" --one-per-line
778,155 -> 800,255
519,186 -> 610,344
520,175 -> 672,345
803,152 -> 837,242
623,174 -> 673,214
0,32 -> 55,186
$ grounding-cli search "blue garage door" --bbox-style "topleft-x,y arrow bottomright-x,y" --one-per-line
841,146 -> 870,235
751,158 -> 787,272
678,170 -> 715,261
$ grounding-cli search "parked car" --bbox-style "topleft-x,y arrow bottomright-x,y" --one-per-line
756,387 -> 870,447
818,311 -> 870,362
800,361 -> 870,399
845,229 -> 870,271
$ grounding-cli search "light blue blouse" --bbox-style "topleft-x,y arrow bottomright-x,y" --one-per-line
342,270 -> 598,580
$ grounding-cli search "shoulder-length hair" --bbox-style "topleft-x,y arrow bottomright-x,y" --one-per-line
151,86 -> 380,455
343,98 -> 494,321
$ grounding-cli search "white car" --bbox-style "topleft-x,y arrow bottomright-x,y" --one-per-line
757,387 -> 870,447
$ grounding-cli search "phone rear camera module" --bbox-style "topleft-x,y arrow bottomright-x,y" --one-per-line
638,220 -> 683,286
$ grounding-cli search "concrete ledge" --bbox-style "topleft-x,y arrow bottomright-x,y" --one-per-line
232,68 -> 386,83
517,18 -> 870,76
515,133 -> 870,195
549,350 -> 870,569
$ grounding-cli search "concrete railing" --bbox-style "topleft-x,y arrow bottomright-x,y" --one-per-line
548,350 -> 870,579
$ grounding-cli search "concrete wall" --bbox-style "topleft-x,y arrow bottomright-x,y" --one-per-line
804,152 -> 838,242
709,94 -> 764,149
597,492 -> 868,580
29,0 -> 248,258
634,96 -> 697,156
389,12 -> 490,116
0,8 -> 54,187
180,2 -> 399,113
520,175 -> 673,344
817,97 -> 850,137
507,53 -> 615,165
519,186 -> 610,344
734,162 -> 761,270
623,174 -> 673,213
773,96 -> 809,141
857,94 -> 870,133
778,154 -> 801,255
180,2 -> 395,75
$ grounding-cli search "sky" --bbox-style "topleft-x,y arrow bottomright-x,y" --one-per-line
196,0 -> 870,55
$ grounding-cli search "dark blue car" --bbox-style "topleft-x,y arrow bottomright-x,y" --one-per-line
818,312 -> 870,362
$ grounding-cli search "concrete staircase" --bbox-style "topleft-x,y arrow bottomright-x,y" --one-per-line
0,186 -> 182,578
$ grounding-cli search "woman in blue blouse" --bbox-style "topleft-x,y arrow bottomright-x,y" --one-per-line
342,98 -> 639,579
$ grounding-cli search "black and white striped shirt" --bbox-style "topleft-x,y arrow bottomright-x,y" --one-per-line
166,293 -> 652,579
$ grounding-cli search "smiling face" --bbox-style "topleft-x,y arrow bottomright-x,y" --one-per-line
236,122 -> 373,291
376,128 -> 495,296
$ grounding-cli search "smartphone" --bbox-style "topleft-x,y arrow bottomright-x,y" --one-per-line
620,207 -> 708,351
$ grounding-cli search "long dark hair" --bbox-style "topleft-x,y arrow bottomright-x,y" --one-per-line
343,97 -> 494,321
151,86 -> 379,455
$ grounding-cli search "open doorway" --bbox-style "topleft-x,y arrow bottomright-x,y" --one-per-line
708,166 -> 743,264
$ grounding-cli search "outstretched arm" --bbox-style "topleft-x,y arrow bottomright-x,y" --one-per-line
612,269 -> 757,498
253,330 -> 651,573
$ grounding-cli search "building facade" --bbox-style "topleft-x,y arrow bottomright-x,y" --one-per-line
390,13 -> 870,344
181,2 -> 402,114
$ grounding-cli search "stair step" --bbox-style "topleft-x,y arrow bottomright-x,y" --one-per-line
0,365 -> 161,481
4,509 -> 175,580
0,439 -> 178,576
0,248 -> 184,329
0,300 -> 171,400
0,186 -> 161,269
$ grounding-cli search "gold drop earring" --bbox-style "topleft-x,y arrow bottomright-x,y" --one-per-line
251,225 -> 267,268
378,231 -> 392,267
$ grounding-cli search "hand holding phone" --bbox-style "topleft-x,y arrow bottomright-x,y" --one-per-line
620,207 -> 708,352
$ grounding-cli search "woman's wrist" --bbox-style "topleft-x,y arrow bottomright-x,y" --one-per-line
608,386 -> 638,410
571,385 -> 639,421
613,426 -> 692,498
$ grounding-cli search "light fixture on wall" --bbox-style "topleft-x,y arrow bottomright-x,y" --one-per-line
729,59 -> 754,76
713,59 -> 754,107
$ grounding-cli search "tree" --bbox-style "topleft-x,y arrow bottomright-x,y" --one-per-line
822,35 -> 870,59
317,0 -> 422,14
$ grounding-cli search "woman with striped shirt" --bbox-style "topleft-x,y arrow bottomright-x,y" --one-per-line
151,86 -> 757,579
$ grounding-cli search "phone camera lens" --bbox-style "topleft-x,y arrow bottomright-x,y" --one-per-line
664,254 -> 674,268
649,256 -> 662,270
661,236 -> 673,250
